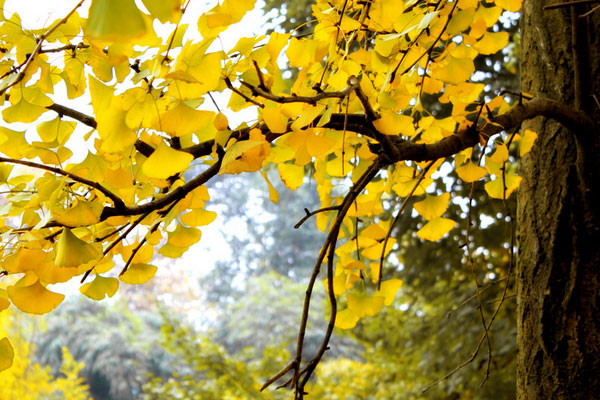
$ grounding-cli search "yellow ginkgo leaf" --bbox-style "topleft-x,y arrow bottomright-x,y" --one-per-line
8,279 -> 65,314
86,0 -> 147,42
484,174 -> 523,199
2,248 -> 46,273
435,56 -> 474,84
344,261 -> 368,270
120,242 -> 154,264
55,228 -> 102,268
2,87 -> 53,123
262,107 -> 289,134
474,32 -> 509,55
213,112 -> 229,131
142,142 -> 194,180
291,104 -> 326,131
335,308 -> 359,330
158,243 -> 188,258
347,293 -> 385,317
0,338 -> 14,372
305,132 -> 335,159
52,200 -> 104,227
267,32 -> 290,62
180,209 -> 217,227
375,278 -> 403,306
120,263 -> 158,285
80,275 -> 119,300
414,193 -> 450,220
219,130 -> 270,174
277,163 -> 304,190
417,217 -> 456,241
488,143 -> 509,163
324,272 -> 358,296
152,102 -> 214,136
496,0 -> 522,12
520,129 -> 538,156
456,161 -> 487,182
369,262 -> 381,284
37,117 -> 75,144
141,0 -> 180,23
373,111 -> 414,136
168,225 -> 202,248
260,171 -> 280,204
361,223 -> 387,241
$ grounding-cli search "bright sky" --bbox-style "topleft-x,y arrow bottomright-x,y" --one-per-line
1,0 -> 277,318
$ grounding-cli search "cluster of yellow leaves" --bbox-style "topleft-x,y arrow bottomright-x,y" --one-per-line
0,0 -> 535,370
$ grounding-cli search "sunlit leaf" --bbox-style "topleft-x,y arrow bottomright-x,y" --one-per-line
8,278 -> 64,314
474,31 -> 509,55
168,224 -> 202,248
142,142 -> 194,180
496,0 -> 523,12
141,0 -> 181,23
119,263 -> 157,284
80,275 -> 119,300
334,308 -> 359,330
456,161 -> 487,182
260,171 -> 280,204
414,193 -> 450,220
375,279 -> 403,306
86,0 -> 147,41
416,217 -> 456,241
520,129 -> 538,156
220,129 -> 270,174
52,200 -> 103,227
373,111 -> 414,136
55,228 -> 102,268
277,163 -> 304,190
262,107 -> 289,134
484,174 -> 523,199
180,209 -> 217,227
347,293 -> 384,317
434,56 -> 474,84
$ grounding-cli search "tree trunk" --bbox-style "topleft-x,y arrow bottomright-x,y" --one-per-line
517,2 -> 600,399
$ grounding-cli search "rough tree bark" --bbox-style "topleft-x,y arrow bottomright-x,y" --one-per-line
517,2 -> 600,399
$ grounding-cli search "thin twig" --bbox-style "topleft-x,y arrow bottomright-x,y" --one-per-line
294,206 -> 340,229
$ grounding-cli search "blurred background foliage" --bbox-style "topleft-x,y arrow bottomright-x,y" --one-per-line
4,2 -> 520,399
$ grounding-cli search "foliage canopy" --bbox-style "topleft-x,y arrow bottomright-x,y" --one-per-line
0,0 -> 595,397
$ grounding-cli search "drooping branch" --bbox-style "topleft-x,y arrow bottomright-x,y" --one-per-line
263,157 -> 385,395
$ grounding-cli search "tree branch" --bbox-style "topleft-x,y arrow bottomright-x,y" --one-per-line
0,156 -> 125,209
99,160 -> 221,220
47,103 -> 97,129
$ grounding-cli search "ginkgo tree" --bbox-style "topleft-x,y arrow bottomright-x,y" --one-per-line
0,0 -> 598,399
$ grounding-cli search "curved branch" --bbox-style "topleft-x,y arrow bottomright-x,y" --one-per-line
0,157 -> 125,209
380,97 -> 596,164
100,160 -> 221,220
